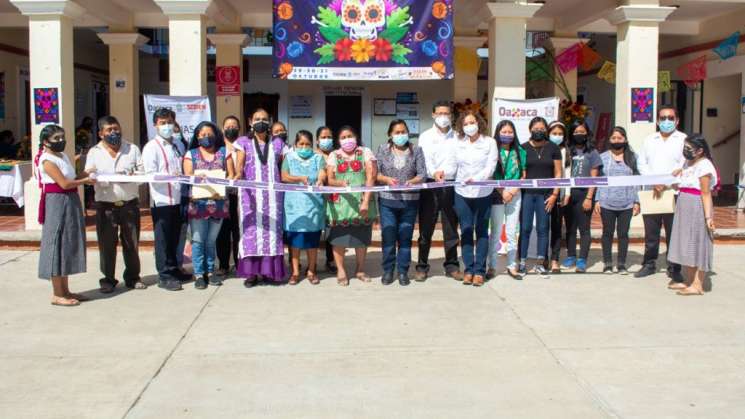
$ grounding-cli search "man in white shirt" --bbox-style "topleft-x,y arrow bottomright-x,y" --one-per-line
414,100 -> 461,281
142,108 -> 188,291
635,106 -> 686,282
85,116 -> 145,293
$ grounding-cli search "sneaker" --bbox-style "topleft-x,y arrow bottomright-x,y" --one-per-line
561,256 -> 577,269
634,264 -> 656,278
617,266 -> 629,275
518,261 -> 528,275
382,271 -> 395,286
533,264 -> 549,278
208,273 -> 223,286
603,265 -> 614,275
576,258 -> 587,273
158,279 -> 183,291
398,272 -> 411,286
486,268 -> 498,280
195,275 -> 208,289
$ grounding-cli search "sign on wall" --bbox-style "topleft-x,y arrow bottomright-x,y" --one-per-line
273,0 -> 454,81
216,66 -> 241,96
34,88 -> 59,124
289,95 -> 313,118
493,97 -> 560,144
143,95 -> 212,140
631,87 -> 654,124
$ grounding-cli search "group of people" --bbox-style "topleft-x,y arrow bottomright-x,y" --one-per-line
35,101 -> 717,306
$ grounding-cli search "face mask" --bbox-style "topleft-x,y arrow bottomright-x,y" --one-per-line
157,124 -> 174,139
47,139 -> 66,153
172,132 -> 183,142
319,137 -> 334,151
104,131 -> 122,147
463,124 -> 479,137
252,121 -> 269,134
340,138 -> 357,153
392,134 -> 409,147
276,132 -> 288,143
683,148 -> 697,161
224,128 -> 239,140
572,134 -> 588,145
531,130 -> 547,142
499,135 -> 514,144
549,134 -> 563,146
198,135 -> 216,148
609,142 -> 626,151
435,115 -> 451,129
296,147 -> 314,159
659,119 -> 676,134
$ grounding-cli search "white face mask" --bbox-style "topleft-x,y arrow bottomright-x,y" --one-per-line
435,115 -> 451,129
463,123 -> 479,137
157,124 -> 174,139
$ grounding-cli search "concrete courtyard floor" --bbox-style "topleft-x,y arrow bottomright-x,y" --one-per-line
1,244 -> 745,419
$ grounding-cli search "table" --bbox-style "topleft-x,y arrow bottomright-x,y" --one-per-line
0,162 -> 32,207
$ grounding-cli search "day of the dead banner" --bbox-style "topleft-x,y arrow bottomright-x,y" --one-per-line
272,0 -> 454,81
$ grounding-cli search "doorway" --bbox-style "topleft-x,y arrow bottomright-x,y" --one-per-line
244,92 -> 280,125
325,95 -> 362,141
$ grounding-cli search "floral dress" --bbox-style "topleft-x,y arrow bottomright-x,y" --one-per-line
187,146 -> 229,220
326,147 -> 377,227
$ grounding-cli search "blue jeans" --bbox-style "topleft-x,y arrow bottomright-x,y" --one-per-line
519,192 -> 551,260
189,218 -> 224,276
380,200 -> 418,273
454,194 -> 492,276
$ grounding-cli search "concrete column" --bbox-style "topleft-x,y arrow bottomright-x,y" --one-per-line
97,32 -> 149,144
549,36 -> 584,102
207,33 -> 248,126
483,1 -> 543,133
11,0 -> 83,230
452,36 -> 485,104
608,4 -> 675,151
155,0 -> 209,96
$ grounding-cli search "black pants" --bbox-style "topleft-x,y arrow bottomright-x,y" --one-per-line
549,204 -> 567,262
95,199 -> 141,285
151,204 -> 183,281
565,190 -> 593,260
642,212 -> 681,272
216,192 -> 240,271
600,208 -> 632,266
416,183 -> 459,273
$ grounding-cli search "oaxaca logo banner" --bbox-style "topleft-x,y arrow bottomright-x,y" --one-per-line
273,0 -> 454,81
493,97 -> 560,144
143,95 -> 212,140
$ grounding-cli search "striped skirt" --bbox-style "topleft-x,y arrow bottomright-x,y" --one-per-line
38,192 -> 87,279
667,192 -> 713,272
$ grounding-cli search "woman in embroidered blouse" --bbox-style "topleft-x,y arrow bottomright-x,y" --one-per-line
316,126 -> 337,274
282,130 -> 327,285
375,119 -> 426,286
183,121 -> 233,289
326,125 -> 377,286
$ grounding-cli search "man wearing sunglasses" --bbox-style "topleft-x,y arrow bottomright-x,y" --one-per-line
636,106 -> 686,284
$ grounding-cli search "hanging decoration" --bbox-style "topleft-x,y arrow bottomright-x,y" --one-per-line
676,55 -> 707,88
578,43 -> 602,71
631,87 -> 655,123
658,71 -> 672,93
712,31 -> 740,61
597,61 -> 616,84
526,58 -> 552,81
554,42 -> 582,74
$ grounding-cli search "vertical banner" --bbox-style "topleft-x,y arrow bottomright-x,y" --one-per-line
273,0 -> 454,80
631,88 -> 654,124
143,95 -> 212,140
493,97 -> 560,144
595,112 -> 612,150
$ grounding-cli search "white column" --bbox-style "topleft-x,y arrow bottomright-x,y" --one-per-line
484,1 -> 543,133
452,36 -> 485,104
608,4 -> 675,152
549,36 -> 585,102
97,33 -> 149,143
155,0 -> 209,96
207,33 -> 248,126
11,0 -> 83,230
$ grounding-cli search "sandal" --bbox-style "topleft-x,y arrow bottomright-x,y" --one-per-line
355,272 -> 371,283
668,282 -> 687,290
51,296 -> 80,307
337,276 -> 349,287
677,287 -> 704,296
99,279 -> 119,294
307,272 -> 320,285
288,274 -> 300,286
67,293 -> 90,302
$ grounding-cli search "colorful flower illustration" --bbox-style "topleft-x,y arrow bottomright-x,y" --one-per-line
334,38 -> 354,61
351,39 -> 375,63
277,2 -> 293,20
373,38 -> 393,61
287,41 -> 304,58
350,159 -> 363,172
278,62 -> 293,79
338,161 -> 349,173
432,1 -> 448,19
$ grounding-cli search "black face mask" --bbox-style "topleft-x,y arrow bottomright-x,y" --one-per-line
276,132 -> 288,143
198,136 -> 216,149
609,142 -> 626,151
572,134 -> 588,145
47,140 -> 66,153
104,131 -> 122,147
252,121 -> 269,134
683,149 -> 697,161
224,128 -> 240,140
530,130 -> 547,142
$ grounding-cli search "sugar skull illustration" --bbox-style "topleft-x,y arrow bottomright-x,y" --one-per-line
341,0 -> 386,40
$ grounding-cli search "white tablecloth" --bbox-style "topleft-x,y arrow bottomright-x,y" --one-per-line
0,162 -> 32,207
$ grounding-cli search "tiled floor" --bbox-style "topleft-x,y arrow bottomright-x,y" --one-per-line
2,205 -> 744,232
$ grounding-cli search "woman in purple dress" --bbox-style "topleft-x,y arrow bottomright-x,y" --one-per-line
236,109 -> 286,287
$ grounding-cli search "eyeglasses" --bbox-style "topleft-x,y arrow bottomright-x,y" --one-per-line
659,116 -> 676,121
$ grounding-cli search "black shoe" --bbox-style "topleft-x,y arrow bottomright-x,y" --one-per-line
243,278 -> 257,288
667,269 -> 684,283
603,265 -> 614,275
382,271 -> 395,286
634,265 -> 656,278
208,273 -> 223,286
617,266 -> 629,275
158,279 -> 183,291
398,272 -> 410,286
173,269 -> 193,282
326,261 -> 338,274
195,275 -> 208,289
507,268 -> 523,281
99,278 -> 119,294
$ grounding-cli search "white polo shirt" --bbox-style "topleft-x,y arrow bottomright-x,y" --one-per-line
638,130 -> 686,176
417,125 -> 457,180
84,140 -> 143,203
454,134 -> 499,199
142,135 -> 185,207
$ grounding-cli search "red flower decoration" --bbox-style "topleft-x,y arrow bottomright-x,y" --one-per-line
372,38 -> 393,61
341,220 -> 350,227
352,218 -> 360,225
334,38 -> 354,62
338,161 -> 349,173
350,160 -> 363,172
329,193 -> 340,202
